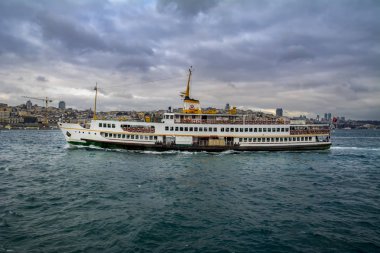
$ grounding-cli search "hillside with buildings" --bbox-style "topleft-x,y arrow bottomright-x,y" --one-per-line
0,102 -> 379,130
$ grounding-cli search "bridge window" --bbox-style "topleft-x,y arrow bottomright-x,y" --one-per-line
165,126 -> 169,131
170,115 -> 173,119
231,128 -> 234,132
263,128 -> 267,132
268,128 -> 271,132
107,124 -> 111,128
281,128 -> 284,132
285,128 -> 289,132
248,138 -> 252,142
209,127 -> 212,132
258,128 -> 262,132
99,123 -> 102,127
204,127 -> 207,132
199,127 -> 202,132
189,127 -> 193,131
221,128 -> 224,132
170,127 -> 174,131
149,136 -> 153,140
122,134 -> 125,138
185,127 -> 188,131
194,127 -> 198,131
240,128 -> 243,132
239,138 -> 243,142
214,128 -> 217,132
175,127 -> 178,131
235,128 -> 239,132
277,128 -> 280,132
180,127 -> 183,131
244,138 -> 247,142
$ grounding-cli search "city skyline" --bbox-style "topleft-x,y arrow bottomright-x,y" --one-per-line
0,0 -> 379,120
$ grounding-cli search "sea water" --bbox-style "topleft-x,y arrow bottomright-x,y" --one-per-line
0,129 -> 379,252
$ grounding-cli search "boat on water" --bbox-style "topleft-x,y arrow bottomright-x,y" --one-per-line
59,68 -> 331,151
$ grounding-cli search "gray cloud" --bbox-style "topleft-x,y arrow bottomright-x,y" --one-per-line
157,0 -> 218,16
0,0 -> 379,119
36,76 -> 48,82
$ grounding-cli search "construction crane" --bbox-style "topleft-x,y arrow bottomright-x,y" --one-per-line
22,96 -> 53,126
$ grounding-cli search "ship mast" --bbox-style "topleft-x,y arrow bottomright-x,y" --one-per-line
184,66 -> 192,99
93,83 -> 98,120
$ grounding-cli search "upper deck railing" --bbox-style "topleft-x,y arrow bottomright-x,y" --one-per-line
290,129 -> 330,135
177,119 -> 289,125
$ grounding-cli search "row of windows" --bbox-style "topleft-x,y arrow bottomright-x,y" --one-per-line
99,123 -> 116,128
164,126 -> 289,133
103,132 -> 157,141
74,131 -> 96,135
164,115 -> 174,119
222,127 -> 288,133
239,136 -> 313,143
165,126 -> 218,132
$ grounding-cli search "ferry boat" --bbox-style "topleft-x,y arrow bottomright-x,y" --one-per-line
58,68 -> 331,151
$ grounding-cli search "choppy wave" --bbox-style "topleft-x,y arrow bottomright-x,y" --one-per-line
331,146 -> 380,151
333,137 -> 380,139
1,129 -> 380,252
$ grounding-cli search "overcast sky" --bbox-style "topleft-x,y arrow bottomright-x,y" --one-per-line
0,0 -> 379,119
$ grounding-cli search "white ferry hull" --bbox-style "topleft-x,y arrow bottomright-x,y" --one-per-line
59,120 -> 331,152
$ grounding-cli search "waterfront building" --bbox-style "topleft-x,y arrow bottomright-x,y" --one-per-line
59,101 -> 66,110
276,108 -> 283,117
26,100 -> 32,110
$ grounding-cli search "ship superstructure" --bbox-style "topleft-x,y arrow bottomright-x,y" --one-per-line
59,68 -> 331,151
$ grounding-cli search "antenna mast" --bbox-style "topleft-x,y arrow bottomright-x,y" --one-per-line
93,83 -> 98,120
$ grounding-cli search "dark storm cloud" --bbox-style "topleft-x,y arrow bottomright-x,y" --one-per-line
35,13 -> 107,52
0,0 -> 379,119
